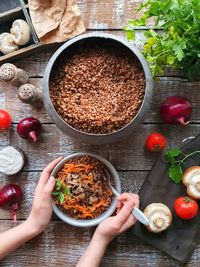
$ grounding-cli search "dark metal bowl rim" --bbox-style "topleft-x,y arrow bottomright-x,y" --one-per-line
43,32 -> 153,137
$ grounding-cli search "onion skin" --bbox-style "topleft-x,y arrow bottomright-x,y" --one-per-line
0,184 -> 23,222
160,96 -> 192,125
17,117 -> 42,142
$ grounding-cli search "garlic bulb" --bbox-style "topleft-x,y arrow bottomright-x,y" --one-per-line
10,19 -> 31,46
144,203 -> 172,233
0,33 -> 19,54
182,166 -> 200,199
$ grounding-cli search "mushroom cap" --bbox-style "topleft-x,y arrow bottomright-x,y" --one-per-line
0,33 -> 18,54
182,166 -> 200,199
144,203 -> 172,233
10,19 -> 31,46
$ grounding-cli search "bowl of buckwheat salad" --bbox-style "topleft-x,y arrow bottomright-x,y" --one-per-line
43,33 -> 153,144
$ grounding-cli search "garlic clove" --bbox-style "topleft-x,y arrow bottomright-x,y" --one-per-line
0,33 -> 19,54
10,19 -> 31,46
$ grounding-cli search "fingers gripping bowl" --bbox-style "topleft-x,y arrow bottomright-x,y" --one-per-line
51,153 -> 121,227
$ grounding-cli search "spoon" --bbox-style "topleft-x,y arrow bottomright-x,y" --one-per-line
105,170 -> 149,226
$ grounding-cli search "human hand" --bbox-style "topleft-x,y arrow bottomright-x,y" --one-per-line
26,156 -> 63,234
95,193 -> 139,246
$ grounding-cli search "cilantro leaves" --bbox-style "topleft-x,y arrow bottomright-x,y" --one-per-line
125,0 -> 200,80
165,148 -> 200,183
52,179 -> 71,205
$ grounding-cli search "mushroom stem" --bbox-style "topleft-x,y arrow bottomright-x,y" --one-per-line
154,217 -> 164,228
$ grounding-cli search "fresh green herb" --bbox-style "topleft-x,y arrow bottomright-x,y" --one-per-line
55,180 -> 62,191
165,148 -> 200,183
51,191 -> 60,196
58,193 -> 65,205
124,0 -> 200,80
63,187 -> 71,195
52,179 -> 71,204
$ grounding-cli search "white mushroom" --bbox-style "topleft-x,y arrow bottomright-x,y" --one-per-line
0,33 -> 19,54
144,203 -> 172,233
10,19 -> 31,46
182,166 -> 200,199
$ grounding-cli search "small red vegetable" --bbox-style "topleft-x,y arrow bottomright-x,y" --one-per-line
17,117 -> 42,142
145,132 -> 167,152
174,196 -> 198,220
0,184 -> 23,222
160,96 -> 192,125
0,109 -> 11,130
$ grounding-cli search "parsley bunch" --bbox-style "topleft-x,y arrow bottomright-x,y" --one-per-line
165,148 -> 200,183
124,0 -> 200,80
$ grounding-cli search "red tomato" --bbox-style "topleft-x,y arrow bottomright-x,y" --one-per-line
0,109 -> 11,130
145,132 -> 167,152
174,196 -> 198,220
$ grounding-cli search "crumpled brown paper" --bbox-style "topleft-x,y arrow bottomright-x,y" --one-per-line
28,0 -> 85,44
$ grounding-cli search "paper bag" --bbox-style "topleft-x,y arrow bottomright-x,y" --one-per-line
28,0 -> 85,44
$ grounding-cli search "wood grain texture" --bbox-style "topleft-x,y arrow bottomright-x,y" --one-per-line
76,0 -> 142,29
0,219 -> 200,267
0,124 -> 199,171
0,171 -> 146,220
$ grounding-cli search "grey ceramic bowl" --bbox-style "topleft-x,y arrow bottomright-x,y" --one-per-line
51,153 -> 121,227
43,32 -> 153,145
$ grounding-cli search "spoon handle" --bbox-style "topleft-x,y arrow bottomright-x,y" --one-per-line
111,186 -> 149,225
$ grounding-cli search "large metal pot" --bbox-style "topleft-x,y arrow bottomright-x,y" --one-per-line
43,33 -> 153,144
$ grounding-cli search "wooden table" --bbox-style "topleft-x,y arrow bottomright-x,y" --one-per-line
0,1 -> 200,266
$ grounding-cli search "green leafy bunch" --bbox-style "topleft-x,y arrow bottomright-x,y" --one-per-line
52,179 -> 71,204
165,148 -> 200,183
124,0 -> 200,80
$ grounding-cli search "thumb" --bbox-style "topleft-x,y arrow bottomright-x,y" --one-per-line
43,176 -> 55,196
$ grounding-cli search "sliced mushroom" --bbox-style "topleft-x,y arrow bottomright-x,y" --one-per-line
89,195 -> 99,203
78,193 -> 86,200
71,173 -> 79,179
0,33 -> 19,54
10,19 -> 31,46
73,184 -> 84,195
144,203 -> 172,233
182,166 -> 200,199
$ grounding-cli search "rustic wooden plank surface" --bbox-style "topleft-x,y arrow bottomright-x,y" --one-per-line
76,0 -> 142,29
0,219 -> 200,267
1,0 -> 200,266
0,124 -> 199,172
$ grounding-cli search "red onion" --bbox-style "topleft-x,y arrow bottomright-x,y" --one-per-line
160,96 -> 192,125
17,117 -> 42,142
0,184 -> 23,222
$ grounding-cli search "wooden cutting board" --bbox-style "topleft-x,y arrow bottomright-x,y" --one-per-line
132,134 -> 200,263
